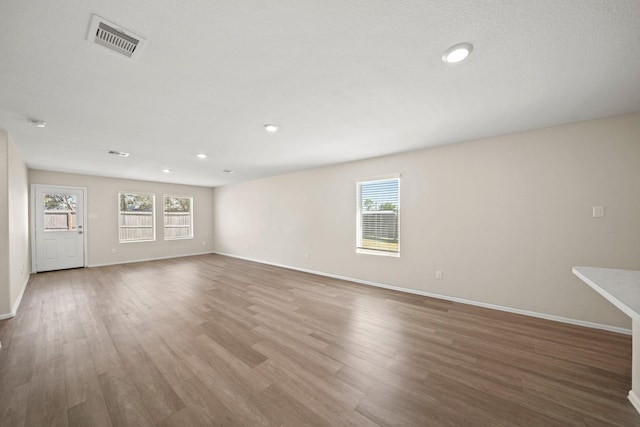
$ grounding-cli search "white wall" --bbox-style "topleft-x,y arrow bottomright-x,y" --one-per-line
8,133 -> 30,312
0,131 -> 30,318
212,112 -> 640,329
0,132 -> 10,316
28,170 -> 215,267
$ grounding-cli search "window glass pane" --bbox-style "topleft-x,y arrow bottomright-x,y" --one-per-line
119,192 -> 155,242
357,178 -> 399,254
164,195 -> 193,240
43,193 -> 77,231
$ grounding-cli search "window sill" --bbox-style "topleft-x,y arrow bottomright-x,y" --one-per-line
356,248 -> 400,257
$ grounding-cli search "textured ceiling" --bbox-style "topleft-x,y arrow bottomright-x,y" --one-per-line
1,0 -> 639,187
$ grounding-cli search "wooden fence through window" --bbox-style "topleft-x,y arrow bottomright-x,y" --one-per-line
44,211 -> 191,240
44,211 -> 76,231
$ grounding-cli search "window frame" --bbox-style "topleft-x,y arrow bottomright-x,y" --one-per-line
118,191 -> 156,243
356,174 -> 401,257
163,194 -> 194,241
42,192 -> 78,232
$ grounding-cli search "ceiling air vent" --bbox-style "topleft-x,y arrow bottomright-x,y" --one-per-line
107,150 -> 130,157
87,15 -> 146,60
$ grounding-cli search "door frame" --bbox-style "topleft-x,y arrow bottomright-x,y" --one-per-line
31,184 -> 88,273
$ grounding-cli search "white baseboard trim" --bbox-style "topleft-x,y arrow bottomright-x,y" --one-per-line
212,251 -> 632,336
629,390 -> 640,414
88,251 -> 214,268
0,274 -> 30,320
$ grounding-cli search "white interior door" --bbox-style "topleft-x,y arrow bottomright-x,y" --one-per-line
33,185 -> 86,272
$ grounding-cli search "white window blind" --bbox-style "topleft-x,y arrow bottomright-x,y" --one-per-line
356,176 -> 400,255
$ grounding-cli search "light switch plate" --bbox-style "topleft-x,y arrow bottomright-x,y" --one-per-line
592,206 -> 605,218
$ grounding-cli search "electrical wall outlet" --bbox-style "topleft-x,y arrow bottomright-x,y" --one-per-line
435,270 -> 443,280
592,206 -> 605,218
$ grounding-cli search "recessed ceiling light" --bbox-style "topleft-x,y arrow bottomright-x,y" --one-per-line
442,43 -> 473,64
195,153 -> 207,159
27,119 -> 46,128
222,169 -> 235,173
264,124 -> 279,133
162,169 -> 171,173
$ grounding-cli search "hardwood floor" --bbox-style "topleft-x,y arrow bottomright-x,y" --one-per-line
1,254 -> 638,426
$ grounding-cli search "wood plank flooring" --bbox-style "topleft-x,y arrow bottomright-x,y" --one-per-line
1,254 -> 639,426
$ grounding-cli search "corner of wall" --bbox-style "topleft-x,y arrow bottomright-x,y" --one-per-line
0,131 -> 11,316
0,131 -> 31,318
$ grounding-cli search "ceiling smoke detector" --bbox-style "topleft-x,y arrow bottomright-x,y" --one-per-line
107,150 -> 130,157
87,15 -> 146,60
